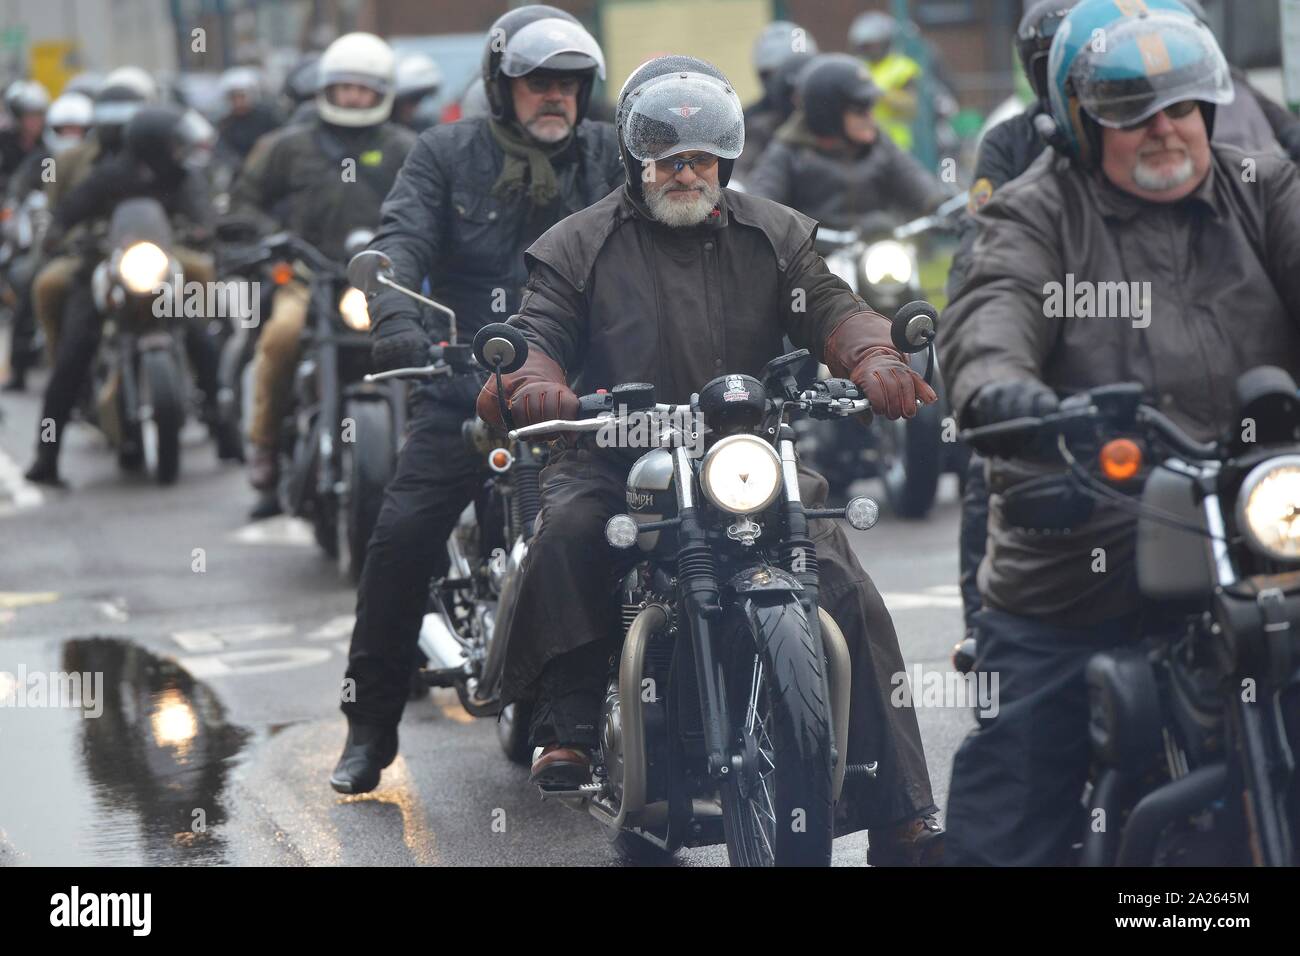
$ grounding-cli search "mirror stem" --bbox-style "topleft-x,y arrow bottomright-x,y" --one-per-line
375,273 -> 458,345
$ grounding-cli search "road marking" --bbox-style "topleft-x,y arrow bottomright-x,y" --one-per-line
171,622 -> 294,651
97,599 -> 129,623
880,591 -> 964,611
307,615 -> 354,641
175,647 -> 332,678
0,444 -> 43,514
0,592 -> 59,609
229,515 -> 318,547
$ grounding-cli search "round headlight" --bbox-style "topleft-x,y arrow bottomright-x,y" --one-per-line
118,241 -> 170,295
700,434 -> 783,515
339,287 -> 371,331
1236,455 -> 1300,562
862,240 -> 913,286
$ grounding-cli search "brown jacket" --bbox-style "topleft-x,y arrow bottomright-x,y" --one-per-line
940,144 -> 1300,624
507,185 -> 883,402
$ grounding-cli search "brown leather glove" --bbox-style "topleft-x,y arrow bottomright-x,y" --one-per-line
476,349 -> 580,431
823,311 -> 938,420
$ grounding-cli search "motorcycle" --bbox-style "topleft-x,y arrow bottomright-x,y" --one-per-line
471,302 -> 940,866
962,372 -> 1300,865
78,198 -> 194,484
253,233 -> 403,581
349,249 -> 540,762
805,193 -> 967,517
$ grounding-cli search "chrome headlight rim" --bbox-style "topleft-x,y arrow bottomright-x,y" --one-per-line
700,434 -> 783,516
861,239 -> 914,287
116,241 -> 171,296
338,286 -> 371,331
1236,454 -> 1300,563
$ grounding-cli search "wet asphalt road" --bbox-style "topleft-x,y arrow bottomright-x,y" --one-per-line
0,370 -> 971,867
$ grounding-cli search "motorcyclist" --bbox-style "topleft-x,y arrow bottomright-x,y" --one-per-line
0,80 -> 50,191
938,0 -> 1300,866
1,91 -> 94,392
949,0 -> 1300,674
30,67 -> 158,366
234,32 -> 416,519
735,21 -> 818,177
747,53 -> 950,229
23,104 -> 219,485
392,52 -> 442,132
216,66 -> 282,161
476,55 -> 946,866
329,6 -> 623,796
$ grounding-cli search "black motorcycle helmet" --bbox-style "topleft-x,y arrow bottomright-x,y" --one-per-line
93,70 -> 155,153
124,105 -> 211,184
283,52 -> 321,106
799,54 -> 882,140
768,51 -> 816,120
615,55 -> 743,198
1016,1 -> 1078,102
482,5 -> 600,124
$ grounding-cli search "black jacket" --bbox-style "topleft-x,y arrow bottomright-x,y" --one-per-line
368,116 -> 624,348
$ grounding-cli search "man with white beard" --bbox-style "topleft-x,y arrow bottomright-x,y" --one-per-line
477,55 -> 949,865
939,0 -> 1300,866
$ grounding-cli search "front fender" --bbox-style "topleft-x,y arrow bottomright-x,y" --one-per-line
725,564 -> 804,595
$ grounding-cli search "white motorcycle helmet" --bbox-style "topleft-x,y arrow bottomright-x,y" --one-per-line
219,66 -> 262,103
315,32 -> 395,128
5,79 -> 50,118
44,92 -> 94,154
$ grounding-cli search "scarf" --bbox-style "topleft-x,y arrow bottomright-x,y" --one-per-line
489,118 -> 570,208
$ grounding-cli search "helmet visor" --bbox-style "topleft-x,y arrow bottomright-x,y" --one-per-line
1072,14 -> 1232,129
621,71 -> 744,162
500,18 -> 606,81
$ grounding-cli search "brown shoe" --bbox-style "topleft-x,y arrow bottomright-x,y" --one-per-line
528,744 -> 591,790
867,813 -> 945,867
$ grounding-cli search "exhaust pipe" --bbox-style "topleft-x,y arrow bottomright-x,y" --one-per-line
818,609 -> 853,803
418,613 -> 468,675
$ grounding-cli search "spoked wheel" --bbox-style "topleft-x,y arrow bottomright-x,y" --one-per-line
719,600 -> 834,867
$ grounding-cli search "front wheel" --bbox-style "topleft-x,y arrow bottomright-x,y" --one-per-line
138,349 -> 184,485
719,598 -> 834,866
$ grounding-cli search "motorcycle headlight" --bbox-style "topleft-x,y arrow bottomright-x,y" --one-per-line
1236,456 -> 1300,562
118,241 -> 170,295
862,240 -> 914,286
700,434 -> 783,515
338,287 -> 371,331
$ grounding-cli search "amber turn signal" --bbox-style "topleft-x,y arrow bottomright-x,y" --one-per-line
271,261 -> 294,285
1099,438 -> 1142,481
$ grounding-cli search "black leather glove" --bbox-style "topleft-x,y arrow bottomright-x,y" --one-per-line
370,316 -> 430,373
966,379 -> 1060,459
970,379 -> 1059,426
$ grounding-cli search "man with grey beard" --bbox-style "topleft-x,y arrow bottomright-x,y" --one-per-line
940,4 -> 1300,866
477,55 -> 948,865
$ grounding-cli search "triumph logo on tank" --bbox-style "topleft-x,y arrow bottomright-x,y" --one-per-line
1041,273 -> 1152,329
49,886 -> 151,936
0,666 -> 103,718
626,489 -> 656,511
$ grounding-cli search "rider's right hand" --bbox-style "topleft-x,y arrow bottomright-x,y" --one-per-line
476,349 -> 578,432
371,317 -> 431,372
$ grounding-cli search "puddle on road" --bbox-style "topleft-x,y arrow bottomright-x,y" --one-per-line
0,636 -> 250,865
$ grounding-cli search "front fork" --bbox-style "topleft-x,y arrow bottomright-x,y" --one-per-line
675,438 -> 827,782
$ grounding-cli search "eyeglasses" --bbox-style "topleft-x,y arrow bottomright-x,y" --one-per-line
525,76 -> 581,96
655,153 -> 720,174
1118,100 -> 1199,131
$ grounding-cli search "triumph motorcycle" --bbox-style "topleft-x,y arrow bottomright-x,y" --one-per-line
468,303 -> 940,866
806,194 -> 968,517
962,372 -> 1300,865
